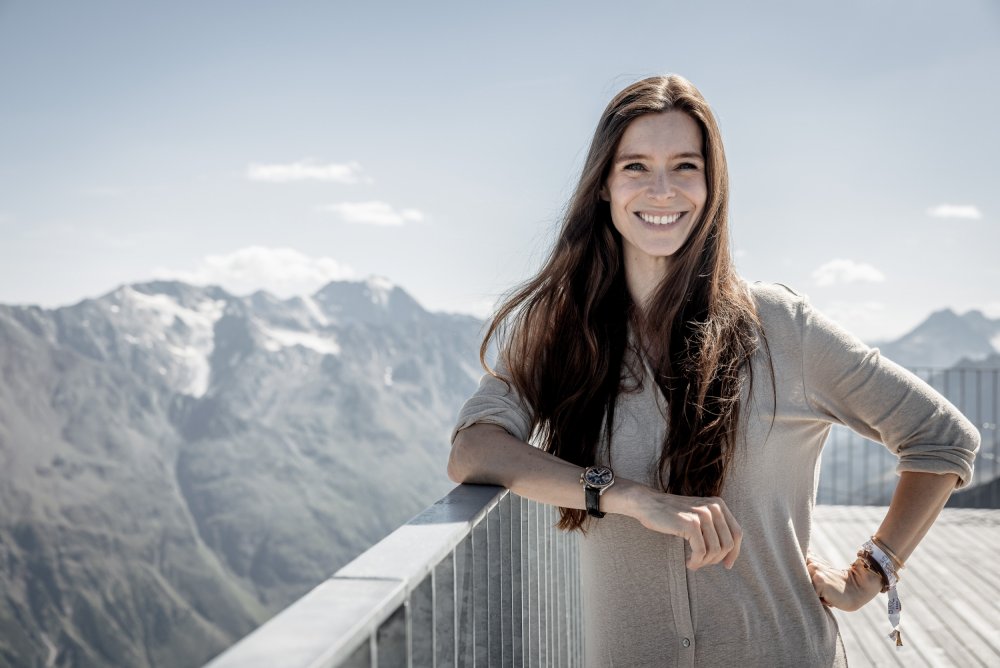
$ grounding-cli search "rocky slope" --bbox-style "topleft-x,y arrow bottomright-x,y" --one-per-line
0,278 -> 483,667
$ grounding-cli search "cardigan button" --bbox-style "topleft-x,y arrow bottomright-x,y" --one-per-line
682,638 -> 691,648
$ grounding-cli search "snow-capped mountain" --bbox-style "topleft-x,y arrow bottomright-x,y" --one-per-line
0,278 -> 484,667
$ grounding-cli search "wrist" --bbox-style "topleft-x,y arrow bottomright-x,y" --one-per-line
604,479 -> 659,519
851,557 -> 886,597
601,478 -> 648,517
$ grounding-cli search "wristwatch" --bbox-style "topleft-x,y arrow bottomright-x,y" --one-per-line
580,465 -> 615,518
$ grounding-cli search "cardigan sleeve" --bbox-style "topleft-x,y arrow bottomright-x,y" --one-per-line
797,294 -> 980,487
450,359 -> 534,444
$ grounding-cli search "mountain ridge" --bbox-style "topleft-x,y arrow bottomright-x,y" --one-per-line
0,277 -> 483,667
869,307 -> 1000,369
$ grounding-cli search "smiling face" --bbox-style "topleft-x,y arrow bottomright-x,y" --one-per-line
601,111 -> 708,298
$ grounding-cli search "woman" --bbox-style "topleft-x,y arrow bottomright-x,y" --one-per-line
447,74 -> 979,667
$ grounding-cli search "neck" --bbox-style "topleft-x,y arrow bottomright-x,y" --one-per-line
623,251 -> 670,311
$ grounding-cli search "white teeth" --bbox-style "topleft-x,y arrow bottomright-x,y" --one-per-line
639,212 -> 682,225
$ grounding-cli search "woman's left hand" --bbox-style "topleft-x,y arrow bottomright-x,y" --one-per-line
806,553 -> 883,612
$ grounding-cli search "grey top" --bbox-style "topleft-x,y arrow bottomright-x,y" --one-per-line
451,282 -> 980,667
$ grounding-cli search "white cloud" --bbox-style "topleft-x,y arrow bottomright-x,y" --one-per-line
812,259 -> 886,287
975,301 -> 1000,319
926,204 -> 982,220
154,246 -> 356,297
321,201 -> 426,226
246,160 -> 370,184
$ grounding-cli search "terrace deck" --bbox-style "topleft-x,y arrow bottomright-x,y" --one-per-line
812,505 -> 1000,667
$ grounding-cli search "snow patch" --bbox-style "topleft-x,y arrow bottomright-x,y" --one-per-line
301,295 -> 330,326
120,286 -> 225,397
383,366 -> 393,387
992,333 -> 1000,354
259,324 -> 341,356
366,276 -> 394,306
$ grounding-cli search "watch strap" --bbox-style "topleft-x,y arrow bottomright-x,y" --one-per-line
585,485 -> 606,518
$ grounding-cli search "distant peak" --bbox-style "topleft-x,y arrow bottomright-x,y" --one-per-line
924,308 -> 962,324
364,275 -> 395,306
961,309 -> 992,324
365,275 -> 395,291
98,282 -> 236,317
313,277 -> 398,302
310,276 -> 427,322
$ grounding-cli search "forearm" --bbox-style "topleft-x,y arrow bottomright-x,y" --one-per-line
449,422 -> 743,568
873,471 -> 960,563
447,422 -> 646,514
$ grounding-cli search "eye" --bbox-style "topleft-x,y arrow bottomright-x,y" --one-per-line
677,161 -> 700,171
623,162 -> 647,172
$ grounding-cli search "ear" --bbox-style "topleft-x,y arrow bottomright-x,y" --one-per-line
599,185 -> 609,202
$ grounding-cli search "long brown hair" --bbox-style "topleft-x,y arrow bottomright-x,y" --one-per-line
483,74 -> 764,531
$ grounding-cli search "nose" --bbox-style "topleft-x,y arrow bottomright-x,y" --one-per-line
647,170 -> 676,200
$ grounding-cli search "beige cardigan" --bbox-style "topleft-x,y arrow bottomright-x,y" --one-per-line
452,282 -> 980,667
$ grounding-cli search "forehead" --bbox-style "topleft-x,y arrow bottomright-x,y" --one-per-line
616,111 -> 703,156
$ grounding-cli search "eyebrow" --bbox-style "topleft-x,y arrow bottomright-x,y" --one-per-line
614,151 -> 704,163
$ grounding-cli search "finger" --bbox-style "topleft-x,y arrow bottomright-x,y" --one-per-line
810,569 -> 827,601
717,502 -> 742,568
684,513 -> 708,570
809,564 -> 839,608
704,504 -> 732,565
696,506 -> 723,565
807,553 -> 830,568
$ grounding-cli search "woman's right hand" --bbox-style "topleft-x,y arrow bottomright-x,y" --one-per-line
627,487 -> 742,570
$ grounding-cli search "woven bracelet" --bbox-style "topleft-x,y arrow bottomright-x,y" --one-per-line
862,538 -> 903,647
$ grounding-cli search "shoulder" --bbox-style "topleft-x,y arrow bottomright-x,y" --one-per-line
744,280 -> 809,329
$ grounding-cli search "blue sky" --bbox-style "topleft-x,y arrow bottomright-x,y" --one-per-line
1,0 -> 997,340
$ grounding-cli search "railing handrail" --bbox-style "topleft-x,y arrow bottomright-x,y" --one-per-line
204,484 -> 509,668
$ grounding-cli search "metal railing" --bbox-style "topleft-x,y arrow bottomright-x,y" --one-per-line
204,484 -> 583,668
817,367 -> 1000,506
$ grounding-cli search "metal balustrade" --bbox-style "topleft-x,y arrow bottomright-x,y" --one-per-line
205,484 -> 583,668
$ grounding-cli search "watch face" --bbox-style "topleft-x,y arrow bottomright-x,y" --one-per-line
584,466 -> 614,488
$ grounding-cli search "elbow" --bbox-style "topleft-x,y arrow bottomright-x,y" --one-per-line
448,422 -> 516,487
448,423 -> 502,485
447,429 -> 472,484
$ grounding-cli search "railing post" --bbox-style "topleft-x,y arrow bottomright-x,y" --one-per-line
456,534 -> 474,666
376,605 -> 407,667
487,502 -> 502,665
500,493 -> 514,666
473,519 -> 489,665
510,494 -> 524,668
410,574 -> 433,667
542,503 -> 550,666
434,552 -> 455,667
